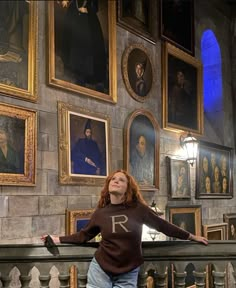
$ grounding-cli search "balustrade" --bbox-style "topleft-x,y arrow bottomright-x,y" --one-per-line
0,241 -> 235,287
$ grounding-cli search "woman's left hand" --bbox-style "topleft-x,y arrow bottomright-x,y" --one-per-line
189,234 -> 208,245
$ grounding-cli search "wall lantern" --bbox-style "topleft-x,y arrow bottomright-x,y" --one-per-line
180,132 -> 199,166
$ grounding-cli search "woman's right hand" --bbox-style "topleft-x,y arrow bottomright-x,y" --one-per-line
41,234 -> 60,244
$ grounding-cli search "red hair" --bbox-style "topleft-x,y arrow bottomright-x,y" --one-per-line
97,169 -> 147,208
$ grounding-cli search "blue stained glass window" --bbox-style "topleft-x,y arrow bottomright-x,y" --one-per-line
201,30 -> 222,113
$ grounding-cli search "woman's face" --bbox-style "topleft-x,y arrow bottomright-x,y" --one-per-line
135,63 -> 144,78
205,177 -> 211,192
231,224 -> 235,236
214,166 -> 220,181
0,129 -> 7,144
108,172 -> 128,196
203,157 -> 208,173
222,177 -> 227,192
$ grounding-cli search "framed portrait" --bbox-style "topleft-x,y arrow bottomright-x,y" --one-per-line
122,43 -> 153,103
168,205 -> 202,238
58,101 -> 111,185
48,1 -> 117,103
117,0 -> 157,44
0,102 -> 36,186
124,109 -> 160,191
196,140 -> 234,199
203,223 -> 228,240
223,213 -> 236,240
0,1 -> 38,101
162,42 -> 203,134
166,157 -> 191,200
160,0 -> 194,55
65,209 -> 100,288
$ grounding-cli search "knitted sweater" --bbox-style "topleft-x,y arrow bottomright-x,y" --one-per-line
60,202 -> 190,275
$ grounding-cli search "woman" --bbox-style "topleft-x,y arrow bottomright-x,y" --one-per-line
41,169 -> 208,287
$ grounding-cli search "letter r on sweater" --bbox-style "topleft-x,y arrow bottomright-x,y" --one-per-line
111,215 -> 130,233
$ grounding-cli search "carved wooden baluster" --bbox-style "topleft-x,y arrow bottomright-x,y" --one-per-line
153,270 -> 168,288
233,271 -> 236,287
58,274 -> 70,288
19,275 -> 32,288
77,273 -> 87,288
212,270 -> 225,288
0,275 -> 12,288
38,275 -> 51,288
193,271 -> 206,288
138,271 -> 148,288
174,271 -> 187,288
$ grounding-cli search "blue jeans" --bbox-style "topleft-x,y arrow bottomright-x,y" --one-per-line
86,257 -> 140,288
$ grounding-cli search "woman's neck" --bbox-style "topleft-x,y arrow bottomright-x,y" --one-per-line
110,193 -> 124,205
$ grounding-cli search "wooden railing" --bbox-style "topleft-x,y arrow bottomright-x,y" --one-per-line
0,241 -> 235,287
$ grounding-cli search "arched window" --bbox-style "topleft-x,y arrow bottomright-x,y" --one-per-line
201,30 -> 222,113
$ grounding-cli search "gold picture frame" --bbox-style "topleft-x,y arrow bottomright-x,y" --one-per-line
166,157 -> 191,200
0,102 -> 37,186
124,109 -> 160,191
203,223 -> 228,240
162,42 -> 203,134
0,1 -> 38,102
66,209 -> 95,288
117,0 -> 157,44
122,43 -> 153,103
196,140 -> 233,199
223,213 -> 236,240
65,208 -> 95,235
58,101 -> 111,185
168,205 -> 202,237
48,1 -> 117,103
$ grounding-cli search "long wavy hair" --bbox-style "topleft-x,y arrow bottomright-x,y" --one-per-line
97,169 -> 147,208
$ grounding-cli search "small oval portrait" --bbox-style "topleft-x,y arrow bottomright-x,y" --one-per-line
122,44 -> 153,102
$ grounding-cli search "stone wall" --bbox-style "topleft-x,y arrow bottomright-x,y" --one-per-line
0,1 -> 235,244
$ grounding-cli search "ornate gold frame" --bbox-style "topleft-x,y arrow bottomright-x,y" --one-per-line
0,1 -> 38,102
168,205 -> 202,236
0,102 -> 37,185
122,43 -> 153,103
65,208 -> 94,235
66,209 -> 99,288
124,109 -> 160,191
48,1 -> 117,103
117,0 -> 157,44
162,42 -> 203,134
58,101 -> 111,185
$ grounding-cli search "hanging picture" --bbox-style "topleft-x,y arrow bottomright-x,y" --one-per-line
160,0 -> 194,55
168,205 -> 202,238
58,101 -> 111,186
124,109 -> 160,191
122,43 -> 153,103
166,157 -> 191,199
196,141 -> 233,199
0,102 -> 36,186
48,1 -> 117,103
0,1 -> 38,101
117,0 -> 157,44
162,43 -> 203,134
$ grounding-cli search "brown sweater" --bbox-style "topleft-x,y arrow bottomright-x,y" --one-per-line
60,202 -> 190,275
